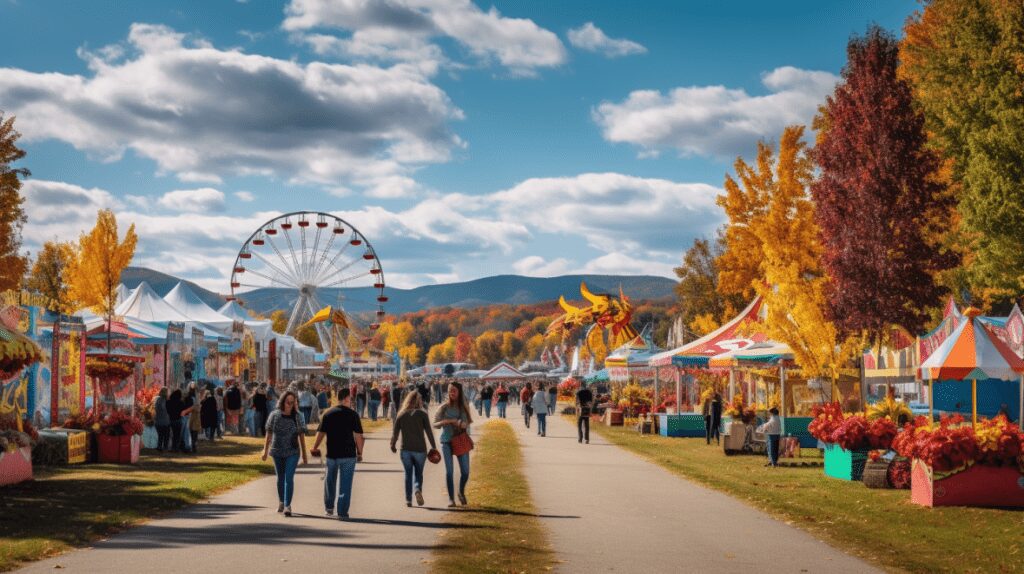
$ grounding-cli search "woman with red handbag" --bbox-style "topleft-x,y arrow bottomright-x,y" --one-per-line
433,382 -> 474,508
390,391 -> 437,507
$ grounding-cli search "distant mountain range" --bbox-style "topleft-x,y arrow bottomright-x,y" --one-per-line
120,266 -> 677,317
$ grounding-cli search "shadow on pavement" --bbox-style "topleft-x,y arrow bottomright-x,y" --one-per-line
419,506 -> 579,520
292,514 -> 491,529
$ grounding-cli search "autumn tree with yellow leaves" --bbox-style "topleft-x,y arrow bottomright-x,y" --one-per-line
28,240 -> 79,315
68,209 -> 138,352
717,126 -> 857,382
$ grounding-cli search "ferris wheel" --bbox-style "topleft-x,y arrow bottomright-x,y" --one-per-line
228,211 -> 387,355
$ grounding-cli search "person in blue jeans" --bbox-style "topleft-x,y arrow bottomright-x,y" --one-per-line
531,382 -> 550,437
390,391 -> 437,506
311,388 -> 364,519
757,407 -> 782,467
433,382 -> 473,507
495,383 -> 510,418
262,391 -> 308,516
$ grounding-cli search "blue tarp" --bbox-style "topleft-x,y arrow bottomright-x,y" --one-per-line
932,378 -> 1021,421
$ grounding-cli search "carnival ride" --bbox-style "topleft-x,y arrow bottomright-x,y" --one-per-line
547,282 -> 638,359
228,211 -> 387,361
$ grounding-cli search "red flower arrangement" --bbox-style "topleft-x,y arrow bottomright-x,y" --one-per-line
914,419 -> 978,473
808,402 -> 845,442
887,459 -> 911,489
98,410 -> 144,437
829,415 -> 897,451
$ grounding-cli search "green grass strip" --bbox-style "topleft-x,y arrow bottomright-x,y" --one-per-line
430,419 -> 555,574
587,419 -> 1024,574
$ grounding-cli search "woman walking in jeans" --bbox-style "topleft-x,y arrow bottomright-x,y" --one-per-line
532,382 -> 550,437
433,382 -> 473,508
391,391 -> 437,507
262,391 -> 308,516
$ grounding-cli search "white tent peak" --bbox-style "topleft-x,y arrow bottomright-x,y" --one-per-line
219,300 -> 254,322
115,281 -> 191,323
163,282 -> 233,329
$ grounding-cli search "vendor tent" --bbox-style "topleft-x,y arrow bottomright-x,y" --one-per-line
116,281 -> 192,323
480,362 -> 527,381
708,340 -> 793,368
163,282 -> 233,332
919,307 -> 1024,428
649,296 -> 766,367
218,300 -> 275,342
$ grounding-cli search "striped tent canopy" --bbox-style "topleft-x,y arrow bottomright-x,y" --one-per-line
919,308 -> 1024,381
708,340 -> 794,369
648,296 -> 766,367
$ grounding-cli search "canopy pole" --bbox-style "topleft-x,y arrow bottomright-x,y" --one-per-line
728,368 -> 736,402
1019,374 -> 1023,431
972,378 -> 977,428
779,366 -> 787,436
675,368 -> 682,414
654,365 -> 660,413
928,379 -> 934,424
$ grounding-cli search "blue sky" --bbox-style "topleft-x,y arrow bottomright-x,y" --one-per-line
0,0 -> 919,293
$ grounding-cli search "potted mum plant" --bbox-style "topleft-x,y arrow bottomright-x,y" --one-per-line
96,410 -> 144,464
895,414 -> 1024,507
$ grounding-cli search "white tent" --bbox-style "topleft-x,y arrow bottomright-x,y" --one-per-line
163,282 -> 234,332
219,300 -> 275,342
116,283 -> 133,307
115,281 -> 192,323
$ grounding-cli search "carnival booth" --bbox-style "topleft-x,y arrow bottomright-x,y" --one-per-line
910,307 -> 1024,507
648,297 -> 767,438
0,304 -> 45,485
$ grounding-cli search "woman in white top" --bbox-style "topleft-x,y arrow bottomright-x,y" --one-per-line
531,383 -> 550,437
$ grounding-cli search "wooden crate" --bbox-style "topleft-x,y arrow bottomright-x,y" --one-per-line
862,460 -> 891,488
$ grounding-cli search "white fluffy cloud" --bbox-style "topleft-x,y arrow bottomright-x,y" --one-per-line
234,191 -> 255,202
157,188 -> 226,213
513,255 -> 573,277
485,172 -> 722,255
0,23 -> 462,193
21,170 -> 722,290
283,0 -> 566,76
568,23 -> 646,57
593,66 -> 839,158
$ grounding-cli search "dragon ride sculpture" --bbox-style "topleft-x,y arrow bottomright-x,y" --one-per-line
546,282 -> 638,356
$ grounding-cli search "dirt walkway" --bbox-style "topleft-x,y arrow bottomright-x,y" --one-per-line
510,409 -> 881,573
17,428 -> 456,574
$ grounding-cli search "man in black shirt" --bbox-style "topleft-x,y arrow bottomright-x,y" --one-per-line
575,384 -> 594,444
390,383 -> 403,420
311,388 -> 364,519
224,383 -> 242,434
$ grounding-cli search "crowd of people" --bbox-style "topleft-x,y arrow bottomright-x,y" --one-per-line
153,376 -> 598,518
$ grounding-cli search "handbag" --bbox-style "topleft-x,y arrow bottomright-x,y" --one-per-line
450,430 -> 474,457
427,448 -> 441,464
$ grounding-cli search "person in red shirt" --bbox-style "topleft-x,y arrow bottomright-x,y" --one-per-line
520,382 -> 535,429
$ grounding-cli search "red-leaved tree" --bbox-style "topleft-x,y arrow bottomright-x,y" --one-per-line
812,26 -> 957,342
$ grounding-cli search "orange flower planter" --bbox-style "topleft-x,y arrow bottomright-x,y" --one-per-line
97,434 -> 141,464
911,459 -> 1024,507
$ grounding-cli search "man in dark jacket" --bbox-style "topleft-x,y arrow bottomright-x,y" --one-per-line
225,383 -> 242,434
390,384 -> 403,420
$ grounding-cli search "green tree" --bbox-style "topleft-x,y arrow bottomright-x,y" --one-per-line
28,240 -> 79,314
0,113 -> 29,291
674,235 -> 742,335
900,0 -> 1024,300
